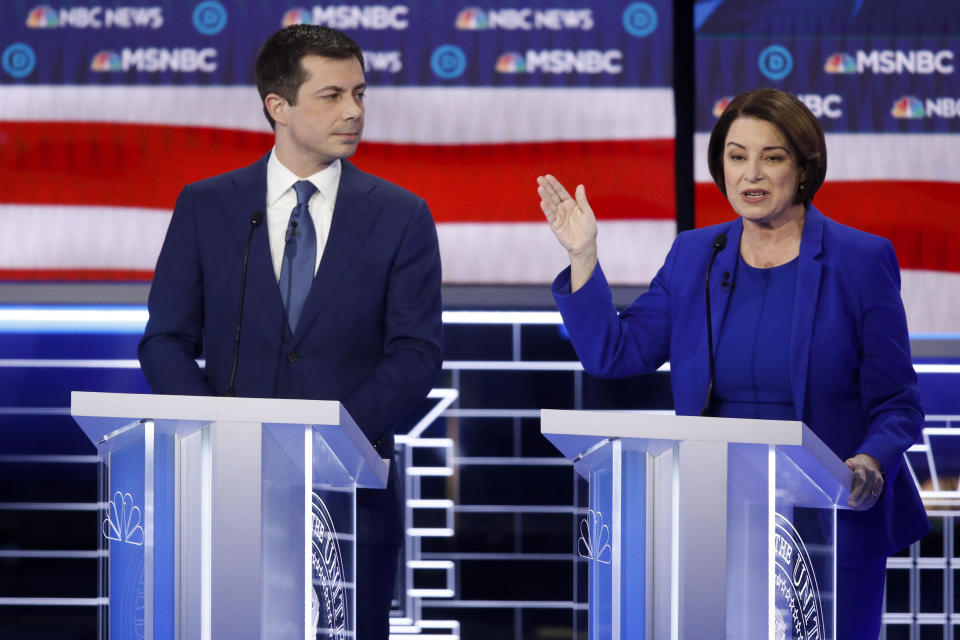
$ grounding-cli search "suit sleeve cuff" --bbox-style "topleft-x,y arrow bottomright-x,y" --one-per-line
854,442 -> 901,488
551,261 -> 609,301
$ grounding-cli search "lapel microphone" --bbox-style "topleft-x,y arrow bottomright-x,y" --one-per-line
720,271 -> 734,292
701,233 -> 728,416
227,210 -> 264,397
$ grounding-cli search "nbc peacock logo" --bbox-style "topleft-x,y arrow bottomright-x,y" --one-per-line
891,95 -> 924,119
102,491 -> 145,546
824,52 -> 856,74
282,7 -> 312,26
91,50 -> 123,72
713,96 -> 733,117
455,7 -> 488,30
578,509 -> 612,564
495,52 -> 526,73
26,4 -> 58,28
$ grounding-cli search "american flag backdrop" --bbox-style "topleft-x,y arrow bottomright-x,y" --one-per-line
0,1 -> 676,287
2,1 -> 957,333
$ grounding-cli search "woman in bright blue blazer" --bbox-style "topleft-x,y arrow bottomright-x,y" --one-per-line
538,88 -> 929,639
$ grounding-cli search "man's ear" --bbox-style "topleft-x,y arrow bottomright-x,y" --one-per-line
265,94 -> 287,126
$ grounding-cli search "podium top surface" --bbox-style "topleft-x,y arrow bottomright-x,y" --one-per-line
541,409 -> 852,505
72,391 -> 342,427
71,391 -> 388,488
541,409 -> 808,448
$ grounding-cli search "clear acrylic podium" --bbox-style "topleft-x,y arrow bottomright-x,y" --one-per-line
71,391 -> 388,640
541,410 -> 853,640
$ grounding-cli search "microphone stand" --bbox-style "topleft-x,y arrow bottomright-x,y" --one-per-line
701,233 -> 727,416
227,210 -> 263,397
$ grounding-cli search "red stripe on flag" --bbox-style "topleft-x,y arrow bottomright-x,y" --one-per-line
0,268 -> 154,282
0,122 -> 675,222
695,181 -> 960,273
0,122 -> 273,210
352,139 -> 676,222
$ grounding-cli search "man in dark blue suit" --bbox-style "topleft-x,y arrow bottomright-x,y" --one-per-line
138,25 -> 442,640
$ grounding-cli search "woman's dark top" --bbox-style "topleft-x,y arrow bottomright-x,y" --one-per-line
714,255 -> 798,421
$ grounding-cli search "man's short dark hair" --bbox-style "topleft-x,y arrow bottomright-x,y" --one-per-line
255,25 -> 365,130
707,88 -> 827,205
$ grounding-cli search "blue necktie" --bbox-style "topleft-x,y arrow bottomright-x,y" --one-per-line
279,180 -> 319,333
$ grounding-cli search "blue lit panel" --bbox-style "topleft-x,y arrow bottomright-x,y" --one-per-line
0,307 -> 147,334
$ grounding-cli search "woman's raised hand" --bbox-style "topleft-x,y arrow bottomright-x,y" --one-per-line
537,174 -> 597,257
537,174 -> 598,292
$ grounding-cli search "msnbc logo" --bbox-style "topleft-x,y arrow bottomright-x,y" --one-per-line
90,48 -> 217,72
282,7 -> 312,26
282,6 -> 409,30
824,53 -> 856,74
495,52 -> 526,73
495,49 -> 622,74
830,50 -> 954,75
891,96 -> 924,119
26,5 -> 58,27
90,50 -> 122,71
712,96 -> 733,117
455,7 -> 487,29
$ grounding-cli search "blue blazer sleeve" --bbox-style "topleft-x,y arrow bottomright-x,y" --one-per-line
854,238 -> 923,480
551,234 -> 683,378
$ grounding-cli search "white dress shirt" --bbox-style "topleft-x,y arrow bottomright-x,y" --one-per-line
265,150 -> 342,281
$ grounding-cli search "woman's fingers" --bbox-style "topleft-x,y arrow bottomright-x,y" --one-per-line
574,184 -> 592,217
845,455 -> 884,510
544,174 -> 574,203
538,174 -> 575,208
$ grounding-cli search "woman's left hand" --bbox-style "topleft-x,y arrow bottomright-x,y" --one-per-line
845,453 -> 885,510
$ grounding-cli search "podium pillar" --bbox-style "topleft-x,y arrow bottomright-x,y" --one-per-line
72,391 -> 387,640
542,410 -> 851,640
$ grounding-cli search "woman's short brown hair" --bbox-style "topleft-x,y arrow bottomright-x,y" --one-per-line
707,88 -> 827,204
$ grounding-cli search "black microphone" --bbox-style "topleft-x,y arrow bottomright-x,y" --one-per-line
227,210 -> 264,397
701,233 -> 728,416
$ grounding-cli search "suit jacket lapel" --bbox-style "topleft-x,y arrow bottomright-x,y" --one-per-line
790,205 -> 825,420
223,154 -> 286,335
292,161 -> 382,345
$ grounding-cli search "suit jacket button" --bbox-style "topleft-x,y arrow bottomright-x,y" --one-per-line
287,352 -> 299,363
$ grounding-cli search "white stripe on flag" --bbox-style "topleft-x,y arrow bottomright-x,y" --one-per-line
438,220 -> 675,285
0,205 -> 170,270
0,205 -> 674,286
901,269 -> 960,334
0,86 -> 675,143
